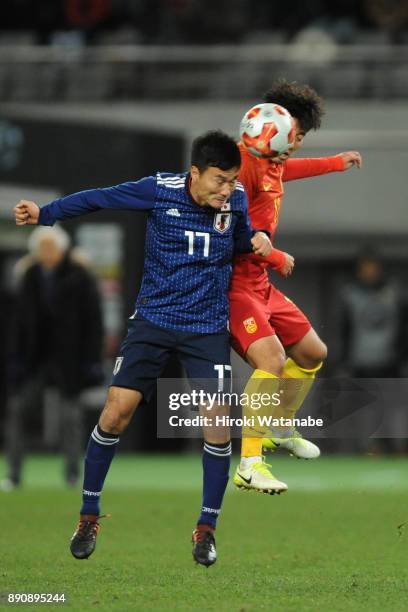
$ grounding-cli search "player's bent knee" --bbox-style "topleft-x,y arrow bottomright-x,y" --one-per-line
254,353 -> 286,376
288,327 -> 329,370
309,340 -> 328,366
100,386 -> 142,434
100,409 -> 127,434
318,341 -> 328,363
292,338 -> 328,370
246,341 -> 286,376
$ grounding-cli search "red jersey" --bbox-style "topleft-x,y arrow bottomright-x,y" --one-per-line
231,143 -> 345,291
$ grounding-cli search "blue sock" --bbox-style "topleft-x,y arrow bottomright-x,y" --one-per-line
197,441 -> 231,529
80,424 -> 120,516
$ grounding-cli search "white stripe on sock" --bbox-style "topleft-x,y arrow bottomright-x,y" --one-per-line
204,442 -> 231,456
204,447 -> 231,458
92,426 -> 119,446
204,441 -> 231,452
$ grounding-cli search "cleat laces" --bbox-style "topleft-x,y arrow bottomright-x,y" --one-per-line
75,514 -> 111,539
253,458 -> 279,480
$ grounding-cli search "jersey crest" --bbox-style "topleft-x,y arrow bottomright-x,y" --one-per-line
243,316 -> 257,334
213,202 -> 231,234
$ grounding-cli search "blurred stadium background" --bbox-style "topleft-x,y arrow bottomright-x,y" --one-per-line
1,2 -> 408,609
0,0 -> 407,456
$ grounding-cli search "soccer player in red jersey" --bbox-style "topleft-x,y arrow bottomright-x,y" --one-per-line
231,80 -> 362,494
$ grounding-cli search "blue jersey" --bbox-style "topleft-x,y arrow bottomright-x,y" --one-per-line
39,172 -> 259,333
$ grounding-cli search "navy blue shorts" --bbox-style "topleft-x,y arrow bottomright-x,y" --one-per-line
111,315 -> 231,401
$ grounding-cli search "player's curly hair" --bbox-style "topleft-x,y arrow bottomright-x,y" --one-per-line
262,79 -> 324,133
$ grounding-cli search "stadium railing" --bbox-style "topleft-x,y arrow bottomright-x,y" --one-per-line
0,44 -> 408,101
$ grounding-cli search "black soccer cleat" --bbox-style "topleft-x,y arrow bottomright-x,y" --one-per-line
192,524 -> 217,567
70,514 -> 103,560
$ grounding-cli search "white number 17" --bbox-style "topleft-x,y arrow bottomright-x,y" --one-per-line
185,231 -> 210,257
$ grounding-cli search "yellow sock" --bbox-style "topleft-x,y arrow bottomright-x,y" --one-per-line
271,358 -> 322,432
241,369 -> 279,458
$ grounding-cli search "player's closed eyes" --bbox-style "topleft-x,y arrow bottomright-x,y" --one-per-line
217,180 -> 237,189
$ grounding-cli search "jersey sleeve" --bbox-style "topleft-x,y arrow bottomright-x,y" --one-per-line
264,248 -> 287,271
238,153 -> 259,204
282,156 -> 345,182
250,247 -> 287,271
38,176 -> 156,226
233,191 -> 254,253
233,191 -> 270,253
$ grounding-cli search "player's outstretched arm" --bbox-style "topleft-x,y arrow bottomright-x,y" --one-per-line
14,200 -> 40,226
282,151 -> 362,181
23,177 -> 156,227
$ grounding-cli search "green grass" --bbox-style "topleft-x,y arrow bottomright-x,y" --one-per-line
1,455 -> 408,611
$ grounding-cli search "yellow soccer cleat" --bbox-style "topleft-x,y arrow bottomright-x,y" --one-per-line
233,460 -> 288,495
263,430 -> 320,459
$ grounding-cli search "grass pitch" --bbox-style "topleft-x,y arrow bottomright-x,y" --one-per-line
1,454 -> 408,611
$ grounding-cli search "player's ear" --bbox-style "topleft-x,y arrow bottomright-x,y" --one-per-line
190,165 -> 200,182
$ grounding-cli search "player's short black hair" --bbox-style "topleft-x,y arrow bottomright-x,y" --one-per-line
262,79 -> 324,133
191,130 -> 241,172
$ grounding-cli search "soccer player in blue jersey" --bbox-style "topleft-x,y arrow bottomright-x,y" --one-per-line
14,131 -> 272,567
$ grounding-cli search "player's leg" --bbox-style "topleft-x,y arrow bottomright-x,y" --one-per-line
262,292 -> 327,458
179,330 -> 232,566
193,401 -> 231,567
81,384 -> 143,514
229,291 -> 288,494
70,316 -> 172,560
70,385 -> 143,559
233,336 -> 289,493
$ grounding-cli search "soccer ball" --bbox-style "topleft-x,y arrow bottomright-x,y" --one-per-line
239,103 -> 296,158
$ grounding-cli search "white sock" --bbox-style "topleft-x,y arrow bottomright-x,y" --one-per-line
240,456 -> 262,469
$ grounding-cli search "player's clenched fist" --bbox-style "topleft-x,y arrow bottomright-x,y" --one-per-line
14,200 -> 40,226
340,151 -> 362,170
251,232 -> 272,257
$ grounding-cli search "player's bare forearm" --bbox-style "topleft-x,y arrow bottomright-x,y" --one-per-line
14,200 -> 40,226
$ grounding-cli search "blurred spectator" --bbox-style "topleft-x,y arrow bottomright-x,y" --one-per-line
1,226 -> 104,490
1,0 -> 407,46
153,0 -> 249,45
283,0 -> 362,43
62,0 -> 114,44
364,0 -> 408,44
338,249 -> 407,378
336,248 -> 408,453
